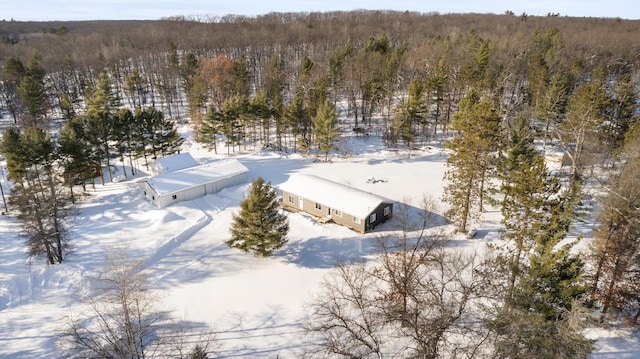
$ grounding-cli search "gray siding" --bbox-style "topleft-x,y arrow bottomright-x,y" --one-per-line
281,190 -> 392,233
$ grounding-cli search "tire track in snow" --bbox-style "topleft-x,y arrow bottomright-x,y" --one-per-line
141,202 -> 213,272
141,192 -> 236,279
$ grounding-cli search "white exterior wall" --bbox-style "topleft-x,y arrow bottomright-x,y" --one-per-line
141,172 -> 248,208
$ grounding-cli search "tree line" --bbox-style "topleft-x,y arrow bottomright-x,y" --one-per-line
0,56 -> 183,265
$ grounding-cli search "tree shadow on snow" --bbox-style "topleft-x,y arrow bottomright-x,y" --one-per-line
279,204 -> 450,269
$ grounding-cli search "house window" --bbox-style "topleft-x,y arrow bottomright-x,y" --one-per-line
288,194 -> 295,203
370,213 -> 377,223
315,203 -> 322,210
144,191 -> 147,196
172,194 -> 177,200
353,216 -> 361,224
334,209 -> 342,217
152,196 -> 155,200
384,206 -> 390,216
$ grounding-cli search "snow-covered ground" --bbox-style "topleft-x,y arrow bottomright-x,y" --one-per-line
0,133 -> 639,358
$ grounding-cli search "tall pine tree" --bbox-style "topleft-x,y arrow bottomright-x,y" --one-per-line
442,89 -> 502,233
1,127 -> 71,264
588,139 -> 640,322
17,53 -> 47,128
490,119 -> 592,358
227,177 -> 289,256
313,99 -> 340,162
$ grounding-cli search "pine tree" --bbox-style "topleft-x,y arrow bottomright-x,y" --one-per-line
442,89 -> 503,233
313,99 -> 340,162
250,90 -> 272,146
603,72 -> 638,151
227,177 -> 289,256
588,153 -> 640,322
58,123 -> 92,201
110,108 -> 136,177
85,72 -> 119,184
219,95 -> 245,154
560,71 -> 610,180
490,122 -> 593,357
17,53 -> 48,128
234,54 -> 250,97
284,92 -> 309,153
1,126 -> 70,264
124,67 -> 147,107
132,107 -> 184,169
491,199 -> 593,358
499,118 -> 562,290
3,57 -> 26,124
391,77 -> 425,148
199,105 -> 222,154
426,56 -> 449,136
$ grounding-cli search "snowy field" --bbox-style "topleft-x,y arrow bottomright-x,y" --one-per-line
0,132 -> 639,358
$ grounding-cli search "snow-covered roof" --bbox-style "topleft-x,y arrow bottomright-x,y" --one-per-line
145,159 -> 248,196
151,152 -> 199,175
279,174 -> 392,218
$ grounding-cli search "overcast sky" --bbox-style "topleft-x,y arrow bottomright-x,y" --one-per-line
3,0 -> 639,21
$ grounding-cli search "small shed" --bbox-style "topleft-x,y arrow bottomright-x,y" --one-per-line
139,159 -> 248,208
279,174 -> 393,233
150,152 -> 199,176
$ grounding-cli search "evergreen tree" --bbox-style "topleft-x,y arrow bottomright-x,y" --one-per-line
537,72 -> 574,148
588,152 -> 640,322
110,108 -> 136,177
490,197 -> 593,358
58,123 -> 92,201
85,72 -> 119,184
227,177 -> 289,256
1,127 -> 28,182
1,126 -> 70,264
603,72 -> 638,151
560,72 -> 610,180
218,96 -> 245,154
390,77 -> 425,148
199,104 -> 222,154
17,53 -> 48,128
249,90 -> 272,146
499,118 -> 562,290
442,89 -> 503,233
313,99 -> 340,162
284,92 -> 310,153
124,67 -> 147,107
490,121 -> 592,357
154,109 -> 184,157
2,57 -> 26,123
234,54 -> 250,97
133,107 -> 184,168
263,53 -> 286,148
426,56 -> 450,136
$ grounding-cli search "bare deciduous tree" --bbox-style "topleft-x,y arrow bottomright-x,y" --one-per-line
304,196 -> 492,358
304,262 -> 387,359
61,249 -> 213,359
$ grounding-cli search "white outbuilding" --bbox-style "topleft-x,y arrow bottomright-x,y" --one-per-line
139,158 -> 248,208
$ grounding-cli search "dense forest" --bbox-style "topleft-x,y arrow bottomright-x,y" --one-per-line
1,11 -> 640,358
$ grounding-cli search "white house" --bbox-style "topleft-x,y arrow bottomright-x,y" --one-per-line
149,152 -> 199,176
139,158 -> 248,208
279,174 -> 393,233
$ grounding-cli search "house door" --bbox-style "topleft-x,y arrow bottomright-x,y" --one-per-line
298,198 -> 304,210
327,208 -> 331,218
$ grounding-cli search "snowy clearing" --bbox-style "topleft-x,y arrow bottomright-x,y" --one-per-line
0,134 -> 639,358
